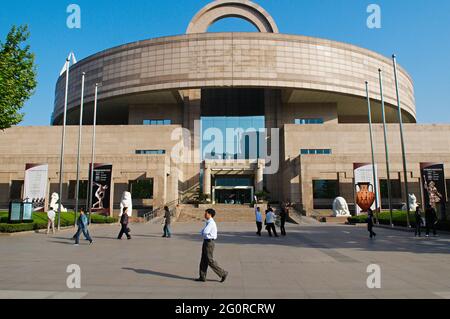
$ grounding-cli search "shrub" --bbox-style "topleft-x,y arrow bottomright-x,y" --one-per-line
0,212 -> 117,233
348,211 -> 450,231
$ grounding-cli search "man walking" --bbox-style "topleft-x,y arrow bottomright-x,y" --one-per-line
118,207 -> 131,240
367,208 -> 377,239
74,208 -> 93,246
255,207 -> 263,236
414,206 -> 423,237
195,209 -> 228,283
162,206 -> 172,238
279,205 -> 289,236
265,208 -> 278,237
425,207 -> 438,237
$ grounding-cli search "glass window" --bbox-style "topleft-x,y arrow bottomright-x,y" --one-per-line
295,118 -> 324,125
129,179 -> 154,200
68,180 -> 88,200
313,180 -> 339,209
135,150 -> 166,155
201,116 -> 265,160
300,149 -> 332,155
380,179 -> 402,199
215,176 -> 253,187
143,119 -> 171,125
9,180 -> 23,200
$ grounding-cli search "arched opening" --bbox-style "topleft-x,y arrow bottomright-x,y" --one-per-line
207,16 -> 260,33
187,0 -> 279,34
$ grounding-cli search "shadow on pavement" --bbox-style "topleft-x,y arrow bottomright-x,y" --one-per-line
122,267 -> 210,282
170,226 -> 450,255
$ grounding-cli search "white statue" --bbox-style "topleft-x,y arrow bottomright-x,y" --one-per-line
49,193 -> 67,212
120,191 -> 133,217
332,197 -> 351,217
402,194 -> 419,212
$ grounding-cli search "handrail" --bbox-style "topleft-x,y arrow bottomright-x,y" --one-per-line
143,199 -> 179,223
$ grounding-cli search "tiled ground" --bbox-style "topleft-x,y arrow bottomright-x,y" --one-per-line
0,221 -> 449,299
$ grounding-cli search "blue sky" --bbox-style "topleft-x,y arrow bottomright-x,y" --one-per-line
1,0 -> 449,125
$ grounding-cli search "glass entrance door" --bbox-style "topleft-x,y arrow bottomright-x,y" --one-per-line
214,188 -> 253,205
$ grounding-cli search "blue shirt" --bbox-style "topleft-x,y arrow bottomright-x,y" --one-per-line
255,209 -> 263,223
201,218 -> 218,240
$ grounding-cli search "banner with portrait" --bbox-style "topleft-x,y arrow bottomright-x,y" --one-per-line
89,164 -> 113,216
24,164 -> 49,212
420,163 -> 446,220
354,163 -> 380,215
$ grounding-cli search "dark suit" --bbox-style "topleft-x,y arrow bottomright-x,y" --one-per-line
425,208 -> 437,236
118,214 -> 131,239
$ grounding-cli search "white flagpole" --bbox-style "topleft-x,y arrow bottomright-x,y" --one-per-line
392,54 -> 411,228
57,57 -> 71,231
74,72 -> 86,225
378,69 -> 394,227
365,81 -> 380,224
88,84 -> 99,224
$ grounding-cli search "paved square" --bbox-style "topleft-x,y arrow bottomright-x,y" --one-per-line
0,222 -> 449,299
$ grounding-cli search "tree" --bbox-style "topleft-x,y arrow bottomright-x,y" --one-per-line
0,25 -> 37,130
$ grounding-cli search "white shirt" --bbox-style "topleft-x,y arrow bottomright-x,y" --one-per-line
201,218 -> 218,240
266,211 -> 276,224
47,210 -> 56,221
255,209 -> 263,222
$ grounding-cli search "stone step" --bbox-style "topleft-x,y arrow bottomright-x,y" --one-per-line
177,205 -> 257,223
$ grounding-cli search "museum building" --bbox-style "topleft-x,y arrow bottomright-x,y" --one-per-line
1,0 -> 450,217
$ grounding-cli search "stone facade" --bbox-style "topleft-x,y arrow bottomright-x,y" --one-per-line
1,0 -> 447,216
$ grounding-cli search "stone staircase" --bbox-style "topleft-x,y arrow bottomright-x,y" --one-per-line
177,204 -> 256,223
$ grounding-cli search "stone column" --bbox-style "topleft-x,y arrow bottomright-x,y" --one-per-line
256,160 -> 264,192
204,163 -> 212,198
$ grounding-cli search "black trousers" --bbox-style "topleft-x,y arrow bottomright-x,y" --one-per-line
426,221 -> 437,236
256,221 -> 263,235
280,220 -> 286,236
118,224 -> 131,239
415,222 -> 422,236
368,224 -> 376,238
266,223 -> 278,237
199,240 -> 226,280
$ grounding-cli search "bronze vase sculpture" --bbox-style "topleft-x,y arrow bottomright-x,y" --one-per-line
356,182 -> 376,212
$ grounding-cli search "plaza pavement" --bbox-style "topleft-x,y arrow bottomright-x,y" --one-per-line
0,221 -> 449,299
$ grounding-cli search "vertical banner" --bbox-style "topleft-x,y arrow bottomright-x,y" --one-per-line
421,163 -> 446,220
89,163 -> 113,216
354,163 -> 380,215
24,164 -> 49,212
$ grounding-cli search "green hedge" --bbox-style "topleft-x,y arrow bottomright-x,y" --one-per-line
348,211 -> 450,231
0,212 -> 118,233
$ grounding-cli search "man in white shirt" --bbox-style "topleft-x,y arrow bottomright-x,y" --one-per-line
265,208 -> 278,237
46,209 -> 56,235
255,207 -> 263,236
195,209 -> 229,283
